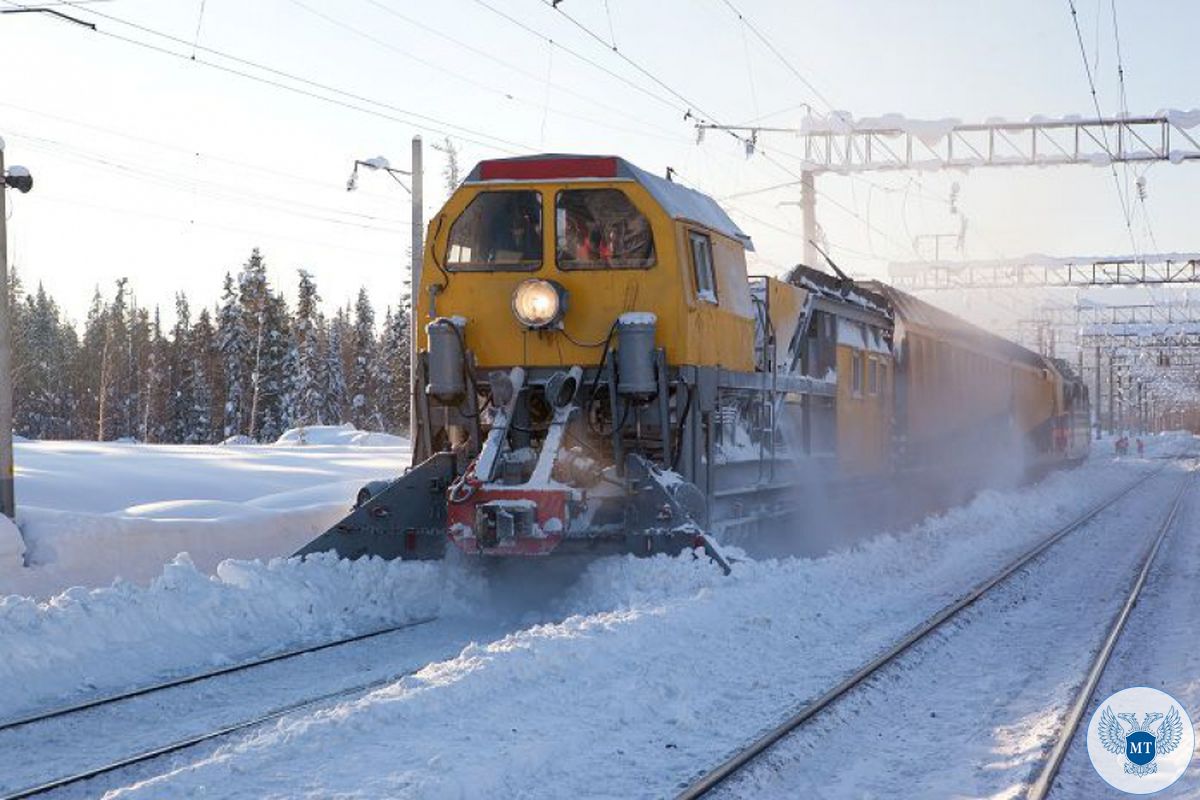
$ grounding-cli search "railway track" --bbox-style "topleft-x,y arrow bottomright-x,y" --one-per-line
1027,466 -> 1194,798
0,616 -> 436,734
677,455 -> 1194,799
0,616 -> 439,800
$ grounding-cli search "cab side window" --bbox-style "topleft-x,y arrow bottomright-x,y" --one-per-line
446,190 -> 542,271
555,189 -> 655,269
688,231 -> 717,303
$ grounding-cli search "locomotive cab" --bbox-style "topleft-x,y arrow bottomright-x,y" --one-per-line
415,155 -> 756,385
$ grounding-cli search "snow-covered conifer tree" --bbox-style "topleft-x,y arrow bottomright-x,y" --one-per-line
321,310 -> 349,426
349,287 -> 377,429
217,272 -> 248,439
293,269 -> 324,426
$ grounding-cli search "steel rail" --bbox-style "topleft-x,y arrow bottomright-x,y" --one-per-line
1,656 -> 432,800
0,616 -> 437,733
1026,465 -> 1194,799
676,459 -> 1180,799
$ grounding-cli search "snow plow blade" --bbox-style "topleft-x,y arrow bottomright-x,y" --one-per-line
294,452 -> 457,561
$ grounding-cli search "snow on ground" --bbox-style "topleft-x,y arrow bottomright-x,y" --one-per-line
714,458 -> 1198,799
0,553 -> 481,722
64,434 -> 1189,799
274,423 -> 407,447
1,430 -> 410,597
1054,465 -> 1200,797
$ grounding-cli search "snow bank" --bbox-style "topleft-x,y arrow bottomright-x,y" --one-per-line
104,442 -> 1190,799
12,479 -> 365,596
0,516 -> 23,574
274,424 -> 408,448
2,440 -> 410,597
0,552 -> 477,721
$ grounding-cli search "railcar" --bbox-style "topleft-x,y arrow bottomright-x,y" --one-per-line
297,154 -> 1088,568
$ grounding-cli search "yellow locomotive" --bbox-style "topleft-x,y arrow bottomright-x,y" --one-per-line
299,155 -> 1089,568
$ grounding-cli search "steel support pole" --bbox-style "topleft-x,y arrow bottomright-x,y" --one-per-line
0,147 -> 14,519
800,169 -> 817,268
1108,358 -> 1115,434
409,135 -> 423,440
1137,381 -> 1144,433
1093,347 -> 1101,438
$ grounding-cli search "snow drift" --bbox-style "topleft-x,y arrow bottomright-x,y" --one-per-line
2,436 -> 410,597
273,423 -> 407,448
0,552 -> 475,722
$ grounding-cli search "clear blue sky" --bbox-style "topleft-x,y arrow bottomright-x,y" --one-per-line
2,0 -> 1197,323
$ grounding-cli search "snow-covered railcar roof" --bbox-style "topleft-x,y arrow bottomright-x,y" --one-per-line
861,281 -> 1049,370
463,154 -> 753,251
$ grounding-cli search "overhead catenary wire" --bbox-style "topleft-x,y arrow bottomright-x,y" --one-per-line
0,100 -> 397,200
9,131 -> 412,233
706,0 -> 1025,264
1108,0 -> 1160,254
717,0 -> 837,115
4,0 -> 534,154
36,193 -> 403,259
1066,0 -> 1140,257
468,0 -> 683,115
541,0 -> 732,131
35,0 -> 921,264
360,0 -> 685,141
189,0 -> 206,58
708,0 -> 957,261
1110,0 -> 1134,216
537,0 -> 920,259
285,0 -> 684,145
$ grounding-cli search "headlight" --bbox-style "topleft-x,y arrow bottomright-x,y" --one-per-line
512,279 -> 567,329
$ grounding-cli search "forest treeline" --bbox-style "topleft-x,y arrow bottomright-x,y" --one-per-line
11,248 -> 411,443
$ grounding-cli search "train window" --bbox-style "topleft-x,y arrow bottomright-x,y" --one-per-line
868,358 -> 879,395
555,189 -> 656,269
851,351 -> 863,396
445,191 -> 543,271
689,231 -> 718,303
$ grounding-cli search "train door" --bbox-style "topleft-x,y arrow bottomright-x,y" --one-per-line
807,311 -> 837,458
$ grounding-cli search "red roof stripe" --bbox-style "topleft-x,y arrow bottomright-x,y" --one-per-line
477,157 -> 619,181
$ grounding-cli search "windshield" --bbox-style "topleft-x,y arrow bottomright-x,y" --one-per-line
446,190 -> 543,271
555,188 -> 655,269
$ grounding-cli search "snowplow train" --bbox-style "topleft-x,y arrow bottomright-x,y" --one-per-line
296,154 -> 1090,569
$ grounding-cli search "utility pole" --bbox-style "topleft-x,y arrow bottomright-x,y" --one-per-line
778,171 -> 819,268
1093,347 -> 1101,439
346,136 -> 424,439
410,135 -> 423,441
800,170 -> 816,268
0,140 -> 31,520
0,145 -> 11,519
1108,358 -> 1115,435
1137,380 -> 1144,434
